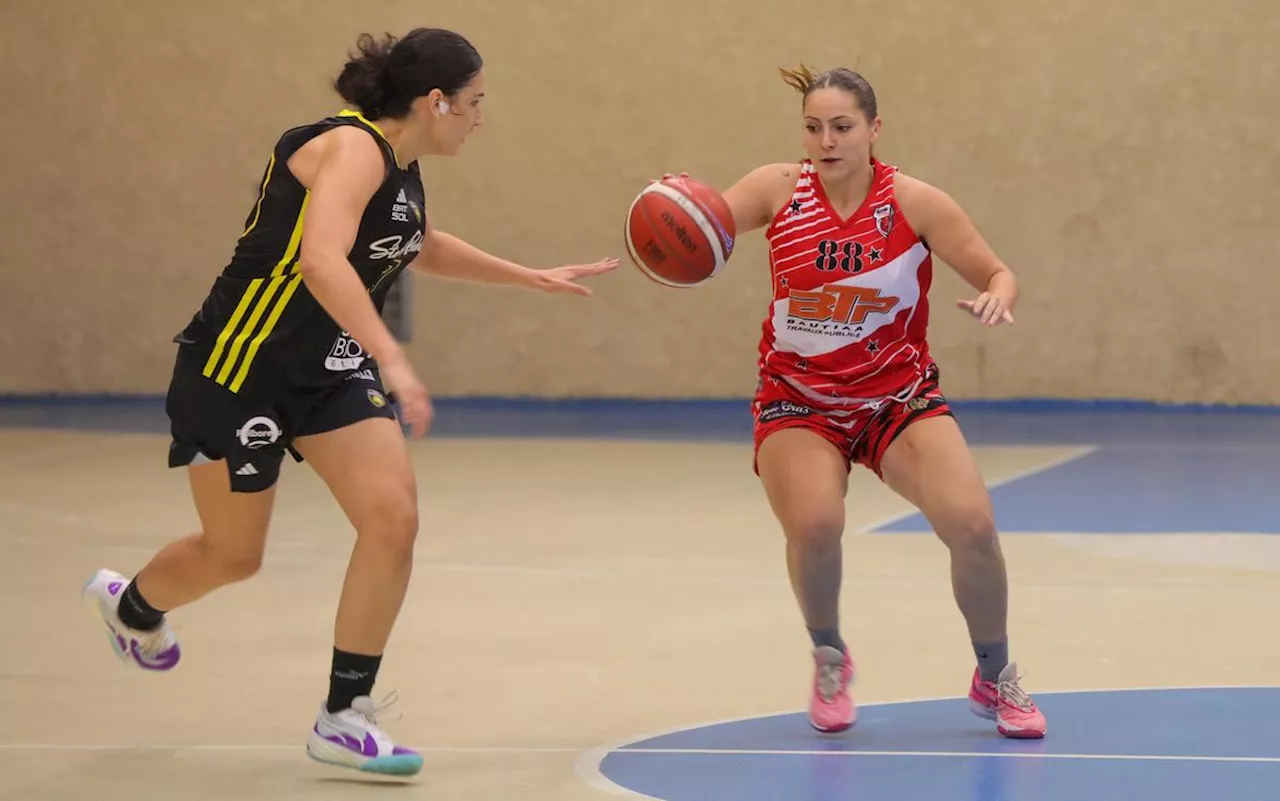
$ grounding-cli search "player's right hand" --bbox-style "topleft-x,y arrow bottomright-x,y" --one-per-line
651,171 -> 690,183
381,355 -> 434,439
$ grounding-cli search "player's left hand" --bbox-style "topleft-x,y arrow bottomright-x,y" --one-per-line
956,292 -> 1014,326
532,258 -> 620,296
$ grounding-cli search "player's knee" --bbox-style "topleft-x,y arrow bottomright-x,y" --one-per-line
195,535 -> 264,583
356,493 -> 420,557
783,510 -> 845,550
219,551 -> 265,582
943,504 -> 998,552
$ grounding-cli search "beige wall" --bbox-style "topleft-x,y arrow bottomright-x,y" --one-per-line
2,0 -> 1277,403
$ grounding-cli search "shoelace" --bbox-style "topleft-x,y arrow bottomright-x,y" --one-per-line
997,672 -> 1035,711
135,628 -> 172,658
816,664 -> 845,701
351,691 -> 405,728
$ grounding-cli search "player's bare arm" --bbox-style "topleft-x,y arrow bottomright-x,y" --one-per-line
895,173 -> 1018,326
294,127 -> 410,363
721,162 -> 803,235
410,230 -> 617,296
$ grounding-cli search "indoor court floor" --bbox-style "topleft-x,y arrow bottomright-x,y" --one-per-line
1,397 -> 1278,801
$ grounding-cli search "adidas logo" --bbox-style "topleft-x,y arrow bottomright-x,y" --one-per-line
235,463 -> 259,476
392,188 -> 411,223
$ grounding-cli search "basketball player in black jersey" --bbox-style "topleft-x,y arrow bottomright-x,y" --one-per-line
81,28 -> 616,776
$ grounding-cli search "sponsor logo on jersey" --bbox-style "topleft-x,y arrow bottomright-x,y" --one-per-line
326,330 -> 367,371
786,284 -> 900,330
236,415 -> 282,449
757,400 -> 814,424
392,188 -> 412,223
392,188 -> 423,224
368,230 -> 425,262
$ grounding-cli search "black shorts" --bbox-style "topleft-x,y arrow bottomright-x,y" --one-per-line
164,346 -> 399,492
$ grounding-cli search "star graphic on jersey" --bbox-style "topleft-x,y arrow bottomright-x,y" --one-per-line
869,247 -> 883,263
797,359 -> 809,371
779,276 -> 789,287
789,199 -> 802,215
866,341 -> 880,354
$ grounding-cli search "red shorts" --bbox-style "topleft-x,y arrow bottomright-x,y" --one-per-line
751,364 -> 953,477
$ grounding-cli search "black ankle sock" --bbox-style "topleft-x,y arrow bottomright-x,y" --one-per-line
973,636 -> 1009,683
807,627 -> 847,653
117,579 -> 165,632
326,649 -> 383,713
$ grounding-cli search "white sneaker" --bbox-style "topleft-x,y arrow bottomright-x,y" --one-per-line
80,568 -> 181,671
306,692 -> 424,775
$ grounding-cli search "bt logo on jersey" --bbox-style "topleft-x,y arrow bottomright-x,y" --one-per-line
787,284 -> 899,326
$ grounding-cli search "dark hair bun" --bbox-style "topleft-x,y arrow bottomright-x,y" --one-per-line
333,28 -> 483,120
335,33 -> 395,117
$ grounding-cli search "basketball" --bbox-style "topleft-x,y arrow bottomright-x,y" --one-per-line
624,175 -> 736,288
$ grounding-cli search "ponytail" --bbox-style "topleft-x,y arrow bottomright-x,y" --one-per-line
334,32 -> 395,118
778,63 -> 818,94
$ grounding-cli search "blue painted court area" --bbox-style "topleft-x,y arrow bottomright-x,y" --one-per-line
875,445 -> 1280,534
593,688 -> 1280,801
3,396 -> 1277,535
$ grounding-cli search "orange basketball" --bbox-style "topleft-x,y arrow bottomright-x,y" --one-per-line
624,175 -> 736,288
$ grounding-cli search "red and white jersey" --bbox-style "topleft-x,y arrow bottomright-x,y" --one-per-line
758,159 -> 934,408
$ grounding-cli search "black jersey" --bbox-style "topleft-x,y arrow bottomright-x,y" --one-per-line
175,110 -> 427,396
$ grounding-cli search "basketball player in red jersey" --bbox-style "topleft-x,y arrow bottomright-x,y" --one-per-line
714,65 -> 1045,738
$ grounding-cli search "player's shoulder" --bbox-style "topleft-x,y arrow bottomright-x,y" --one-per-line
313,121 -> 385,158
889,167 -> 925,195
743,161 -> 807,208
890,169 -> 951,215
888,169 -> 971,242
748,160 -> 808,186
284,118 -> 389,190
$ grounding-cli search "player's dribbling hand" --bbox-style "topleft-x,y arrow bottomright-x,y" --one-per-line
381,356 -> 434,438
533,258 -> 620,297
652,172 -> 690,184
956,292 -> 1015,327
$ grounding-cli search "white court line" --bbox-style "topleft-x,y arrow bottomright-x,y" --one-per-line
572,683 -> 1280,799
857,444 -> 1098,533
613,747 -> 1280,764
0,744 -> 580,753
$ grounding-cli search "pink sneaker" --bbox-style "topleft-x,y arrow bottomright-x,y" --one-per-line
808,645 -> 856,733
968,662 -> 1046,738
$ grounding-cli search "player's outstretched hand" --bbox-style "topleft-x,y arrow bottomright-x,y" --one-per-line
533,258 -> 620,297
957,292 -> 1014,327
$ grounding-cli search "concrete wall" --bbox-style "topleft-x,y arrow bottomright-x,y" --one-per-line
3,0 -> 1276,402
